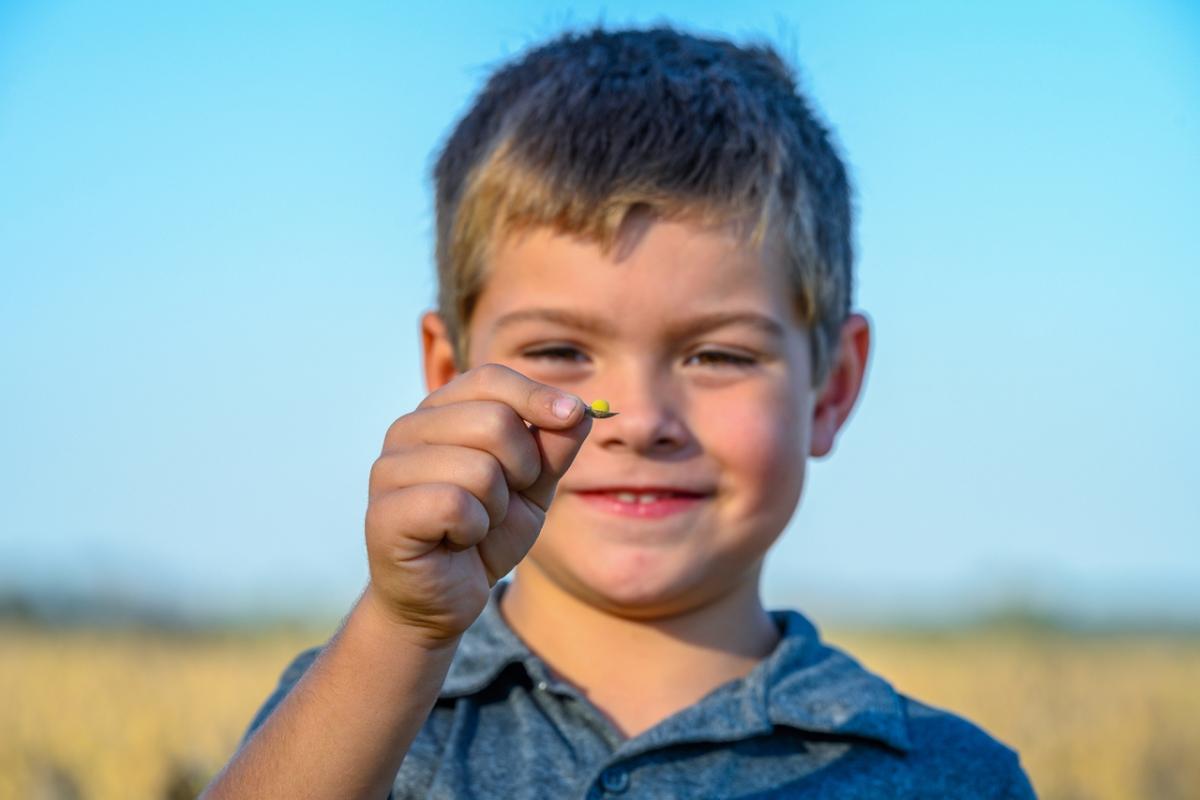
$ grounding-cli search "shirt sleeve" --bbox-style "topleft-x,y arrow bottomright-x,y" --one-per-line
1000,758 -> 1039,800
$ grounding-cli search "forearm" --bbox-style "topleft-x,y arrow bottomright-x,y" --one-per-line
201,588 -> 460,800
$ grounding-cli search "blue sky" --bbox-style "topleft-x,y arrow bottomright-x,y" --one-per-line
1,1 -> 1197,623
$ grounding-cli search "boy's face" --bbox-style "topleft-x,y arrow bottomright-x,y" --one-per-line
422,211 -> 869,618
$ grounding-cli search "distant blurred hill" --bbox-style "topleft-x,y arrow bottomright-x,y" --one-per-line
3,585 -> 1197,636
0,587 -> 337,631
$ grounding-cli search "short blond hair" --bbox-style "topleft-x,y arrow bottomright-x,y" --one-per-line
431,25 -> 854,390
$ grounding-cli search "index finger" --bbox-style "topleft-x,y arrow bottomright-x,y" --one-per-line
418,362 -> 585,429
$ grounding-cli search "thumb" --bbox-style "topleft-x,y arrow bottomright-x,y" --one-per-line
521,414 -> 593,511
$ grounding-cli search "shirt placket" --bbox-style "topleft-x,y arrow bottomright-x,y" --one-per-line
521,657 -> 652,799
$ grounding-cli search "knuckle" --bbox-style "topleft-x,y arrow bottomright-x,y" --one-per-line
468,451 -> 505,493
473,362 -> 515,392
512,455 -> 542,493
367,454 -> 392,489
364,490 -> 398,538
382,412 -> 415,449
386,413 -> 409,437
528,382 -> 552,413
438,483 -> 482,528
477,458 -> 510,517
476,402 -> 516,443
504,434 -> 542,491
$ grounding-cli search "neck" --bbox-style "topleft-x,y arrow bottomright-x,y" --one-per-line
499,563 -> 781,738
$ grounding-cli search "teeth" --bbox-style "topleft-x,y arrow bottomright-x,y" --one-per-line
612,491 -> 670,503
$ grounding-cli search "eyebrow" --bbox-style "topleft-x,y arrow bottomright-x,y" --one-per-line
491,308 -> 787,341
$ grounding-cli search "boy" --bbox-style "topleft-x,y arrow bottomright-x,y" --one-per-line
204,24 -> 1036,799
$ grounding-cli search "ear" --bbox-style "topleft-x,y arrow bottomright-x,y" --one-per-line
420,310 -> 461,393
809,311 -> 871,458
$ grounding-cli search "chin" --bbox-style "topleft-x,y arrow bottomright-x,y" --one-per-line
558,552 -> 715,620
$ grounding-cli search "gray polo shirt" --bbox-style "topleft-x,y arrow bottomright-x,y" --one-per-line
244,582 -> 1037,798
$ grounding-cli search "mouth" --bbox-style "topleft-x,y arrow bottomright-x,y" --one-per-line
574,488 -> 712,519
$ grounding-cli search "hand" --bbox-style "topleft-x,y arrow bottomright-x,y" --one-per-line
363,363 -> 591,644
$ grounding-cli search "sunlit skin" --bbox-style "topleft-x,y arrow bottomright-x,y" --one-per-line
420,209 -> 870,736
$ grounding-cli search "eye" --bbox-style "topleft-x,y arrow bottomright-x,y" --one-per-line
688,350 -> 757,368
522,346 -> 756,368
522,346 -> 589,363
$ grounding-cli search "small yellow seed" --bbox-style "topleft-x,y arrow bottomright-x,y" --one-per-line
584,398 -> 617,419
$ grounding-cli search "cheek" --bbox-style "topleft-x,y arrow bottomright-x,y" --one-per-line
709,394 -> 806,487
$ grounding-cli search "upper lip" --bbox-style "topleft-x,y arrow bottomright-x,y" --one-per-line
576,485 -> 713,496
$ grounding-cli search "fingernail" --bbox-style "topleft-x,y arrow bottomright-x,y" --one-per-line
552,396 -> 578,420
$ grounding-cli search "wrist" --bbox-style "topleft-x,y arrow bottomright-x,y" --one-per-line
358,584 -> 464,654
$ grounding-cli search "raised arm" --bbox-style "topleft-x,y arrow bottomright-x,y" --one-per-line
200,364 -> 593,799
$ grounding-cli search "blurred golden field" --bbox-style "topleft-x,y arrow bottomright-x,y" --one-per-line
2,621 -> 1198,800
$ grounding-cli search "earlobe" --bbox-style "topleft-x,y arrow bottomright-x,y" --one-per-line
809,312 -> 871,458
809,406 -> 836,458
420,310 -> 460,393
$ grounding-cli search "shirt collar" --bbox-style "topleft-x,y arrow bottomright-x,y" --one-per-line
758,608 -> 912,752
438,581 -> 911,754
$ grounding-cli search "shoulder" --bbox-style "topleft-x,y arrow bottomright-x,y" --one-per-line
897,694 -> 1037,799
761,612 -> 1038,798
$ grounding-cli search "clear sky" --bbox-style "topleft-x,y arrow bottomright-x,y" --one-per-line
2,1 -> 1197,623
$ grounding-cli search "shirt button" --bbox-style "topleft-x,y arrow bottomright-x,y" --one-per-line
599,766 -> 629,794
536,680 -> 549,692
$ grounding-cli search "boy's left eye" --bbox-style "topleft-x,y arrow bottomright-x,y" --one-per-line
688,350 -> 757,367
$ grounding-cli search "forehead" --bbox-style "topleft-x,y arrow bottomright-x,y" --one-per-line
475,215 -> 798,335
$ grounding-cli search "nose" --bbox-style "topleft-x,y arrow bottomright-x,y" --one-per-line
591,365 -> 692,456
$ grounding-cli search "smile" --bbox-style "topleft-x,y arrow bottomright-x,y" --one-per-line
575,490 -> 710,519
